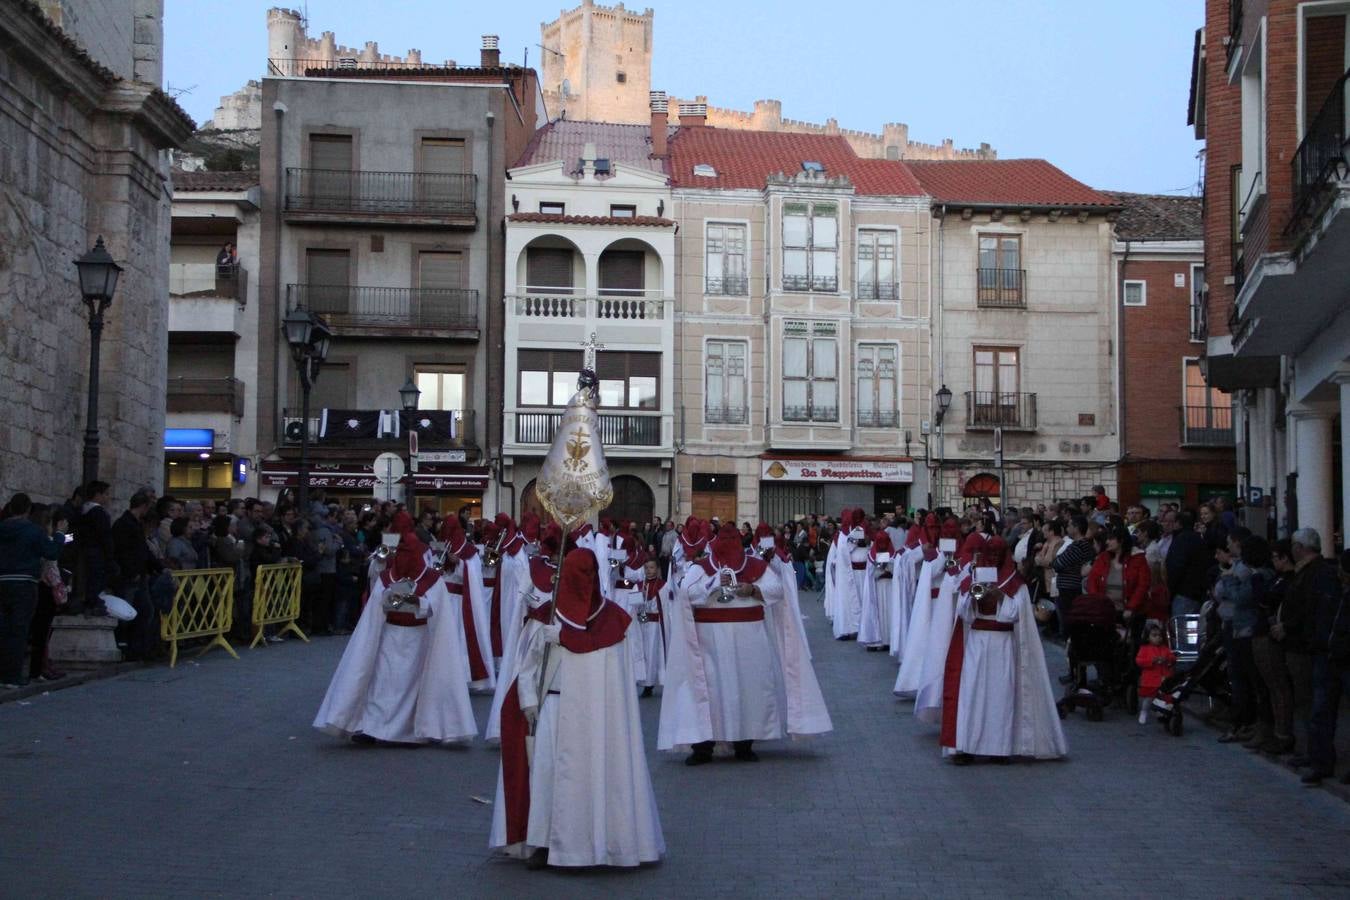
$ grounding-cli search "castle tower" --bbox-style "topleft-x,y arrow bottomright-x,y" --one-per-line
540,1 -> 653,123
266,7 -> 306,71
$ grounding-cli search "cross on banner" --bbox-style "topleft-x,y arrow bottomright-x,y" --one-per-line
580,331 -> 605,369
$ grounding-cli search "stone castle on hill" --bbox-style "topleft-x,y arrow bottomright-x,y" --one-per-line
203,2 -> 994,162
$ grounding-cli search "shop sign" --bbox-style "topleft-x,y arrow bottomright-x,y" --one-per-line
760,457 -> 913,483
1140,481 -> 1184,498
259,461 -> 488,491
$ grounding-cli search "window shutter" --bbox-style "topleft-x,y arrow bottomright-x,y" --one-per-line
418,251 -> 462,289
420,138 -> 464,174
598,251 -> 645,295
526,248 -> 574,291
309,134 -> 353,170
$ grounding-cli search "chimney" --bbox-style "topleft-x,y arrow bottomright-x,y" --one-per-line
677,101 -> 707,128
649,91 -> 668,157
480,34 -> 500,68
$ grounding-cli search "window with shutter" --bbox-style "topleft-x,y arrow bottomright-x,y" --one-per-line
705,340 -> 748,424
419,138 -> 466,209
526,248 -> 575,294
518,350 -> 584,406
857,230 -> 897,300
782,321 -> 838,422
856,344 -> 898,427
782,202 -> 837,292
705,223 -> 748,295
595,351 -> 660,409
305,249 -> 350,312
308,135 -> 353,208
598,251 -> 645,296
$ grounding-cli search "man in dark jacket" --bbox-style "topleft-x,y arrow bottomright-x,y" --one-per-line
1166,510 -> 1209,616
112,490 -> 160,659
1285,529 -> 1349,784
0,494 -> 66,687
73,481 -> 117,616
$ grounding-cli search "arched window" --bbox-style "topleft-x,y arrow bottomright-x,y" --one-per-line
962,473 -> 1001,499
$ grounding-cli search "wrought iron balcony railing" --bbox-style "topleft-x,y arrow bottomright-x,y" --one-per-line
167,377 -> 246,418
856,410 -> 899,428
1180,404 -> 1235,447
289,284 -> 478,333
782,405 -> 839,423
515,411 -> 662,446
856,281 -> 898,301
705,275 -> 749,296
285,167 -> 476,219
964,391 -> 1037,430
1289,66 -> 1350,241
704,406 -> 748,425
782,275 -> 838,293
976,268 -> 1026,308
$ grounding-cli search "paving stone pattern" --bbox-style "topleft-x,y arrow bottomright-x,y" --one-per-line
3,591 -> 1350,898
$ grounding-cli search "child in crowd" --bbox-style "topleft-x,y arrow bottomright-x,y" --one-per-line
1135,623 -> 1176,724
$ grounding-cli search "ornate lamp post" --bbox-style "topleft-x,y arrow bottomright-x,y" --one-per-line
282,306 -> 332,516
933,384 -> 953,506
399,376 -> 421,517
74,237 -> 123,487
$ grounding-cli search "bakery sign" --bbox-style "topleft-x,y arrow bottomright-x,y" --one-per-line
760,457 -> 914,483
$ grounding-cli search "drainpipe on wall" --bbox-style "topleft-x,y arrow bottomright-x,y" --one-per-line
485,107 -> 513,517
1117,239 -> 1131,497
272,100 -> 287,471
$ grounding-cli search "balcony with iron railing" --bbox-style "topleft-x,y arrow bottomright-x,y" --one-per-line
169,262 -> 247,303
288,284 -> 478,338
705,275 -> 749,296
284,168 -> 477,227
704,406 -> 749,426
1289,66 -> 1350,245
976,268 -> 1026,309
167,377 -> 246,418
282,408 -> 475,449
855,281 -> 898,301
1179,404 -> 1235,447
856,410 -> 899,428
782,275 -> 838,293
964,391 -> 1037,430
782,405 -> 839,424
513,410 -> 663,447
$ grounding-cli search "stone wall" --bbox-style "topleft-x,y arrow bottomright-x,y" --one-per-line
0,1 -> 192,506
208,80 -> 262,131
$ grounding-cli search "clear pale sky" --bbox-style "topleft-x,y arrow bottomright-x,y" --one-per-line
164,0 -> 1203,194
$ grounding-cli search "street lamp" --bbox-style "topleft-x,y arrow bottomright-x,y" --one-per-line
74,237 -> 123,487
400,376 -> 421,517
933,384 -> 953,508
282,306 -> 332,516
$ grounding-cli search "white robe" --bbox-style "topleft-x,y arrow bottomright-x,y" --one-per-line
313,571 -> 477,743
908,561 -> 966,724
832,529 -> 866,639
613,565 -> 649,685
484,568 -> 551,743
634,579 -> 669,688
947,589 -> 1020,757
766,552 -> 812,660
445,553 -> 495,692
889,544 -> 924,660
1011,588 -> 1070,759
894,555 -> 944,696
494,547 -> 531,666
859,551 -> 897,648
489,605 -> 665,867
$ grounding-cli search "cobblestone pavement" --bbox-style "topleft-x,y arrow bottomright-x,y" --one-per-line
4,591 -> 1350,898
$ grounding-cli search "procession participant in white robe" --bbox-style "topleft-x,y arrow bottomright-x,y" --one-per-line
755,523 -> 811,660
314,530 -> 477,745
635,558 -> 669,696
659,526 -> 830,764
889,519 -> 926,660
939,538 -> 1068,762
568,523 -> 612,601
478,520 -> 502,651
491,547 -> 664,869
613,542 -> 650,688
519,513 -> 541,558
832,508 -> 868,641
669,516 -> 707,580
913,528 -> 986,723
485,524 -> 562,743
439,517 -> 496,693
490,513 -> 531,669
760,527 -> 831,734
822,507 -> 849,622
860,529 -> 899,651
895,514 -> 945,692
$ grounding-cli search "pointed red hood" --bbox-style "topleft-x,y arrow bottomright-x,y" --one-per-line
555,547 -> 604,627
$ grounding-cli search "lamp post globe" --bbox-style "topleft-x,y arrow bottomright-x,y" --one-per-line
281,306 -> 330,518
75,237 -> 123,487
399,377 -> 421,517
399,377 -> 421,411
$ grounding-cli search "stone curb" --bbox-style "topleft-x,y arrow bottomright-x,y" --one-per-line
1,659 -> 150,706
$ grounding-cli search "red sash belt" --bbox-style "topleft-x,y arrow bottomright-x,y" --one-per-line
385,611 -> 427,627
851,562 -> 867,570
694,606 -> 764,623
971,619 -> 1014,633
445,583 -> 464,595
877,573 -> 892,580
931,587 -> 941,599
642,613 -> 662,623
483,577 -> 497,588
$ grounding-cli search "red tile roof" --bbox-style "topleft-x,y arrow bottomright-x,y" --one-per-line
172,171 -> 260,192
507,213 -> 675,227
668,128 -> 923,196
906,159 -> 1117,208
514,120 -> 674,174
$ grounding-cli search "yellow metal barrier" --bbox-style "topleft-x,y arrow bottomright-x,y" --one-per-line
162,568 -> 238,668
251,562 -> 308,648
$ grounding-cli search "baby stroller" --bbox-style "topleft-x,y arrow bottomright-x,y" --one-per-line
1057,593 -> 1125,722
1149,600 -> 1229,737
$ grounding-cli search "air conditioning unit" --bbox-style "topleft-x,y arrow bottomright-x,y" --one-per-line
283,417 -> 319,443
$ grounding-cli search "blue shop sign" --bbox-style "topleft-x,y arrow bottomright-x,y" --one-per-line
164,428 -> 215,451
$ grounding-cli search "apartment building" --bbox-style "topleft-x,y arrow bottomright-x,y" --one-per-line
1109,192 -> 1237,512
667,106 -> 931,523
255,41 -> 542,515
164,172 -> 263,502
503,118 -> 677,523
1194,1 -> 1349,544
910,160 -> 1122,509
